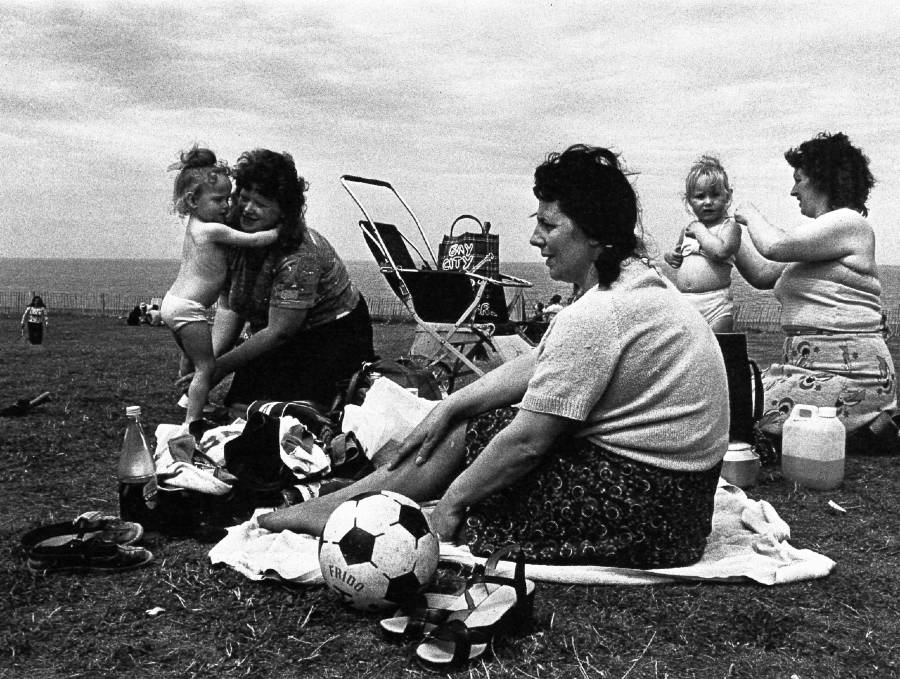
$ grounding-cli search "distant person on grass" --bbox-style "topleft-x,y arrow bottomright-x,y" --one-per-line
161,146 -> 279,434
260,144 -> 729,570
177,148 -> 375,415
663,155 -> 741,332
21,295 -> 48,345
734,131 -> 896,454
126,305 -> 142,326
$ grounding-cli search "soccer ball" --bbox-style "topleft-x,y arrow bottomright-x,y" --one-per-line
318,490 -> 440,611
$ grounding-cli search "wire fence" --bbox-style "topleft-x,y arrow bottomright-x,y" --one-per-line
5,288 -> 900,335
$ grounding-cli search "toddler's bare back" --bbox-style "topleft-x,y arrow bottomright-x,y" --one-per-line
167,221 -> 233,307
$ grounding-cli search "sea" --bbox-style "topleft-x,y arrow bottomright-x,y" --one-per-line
3,257 -> 900,311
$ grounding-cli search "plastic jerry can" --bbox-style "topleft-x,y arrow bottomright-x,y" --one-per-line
781,405 -> 845,490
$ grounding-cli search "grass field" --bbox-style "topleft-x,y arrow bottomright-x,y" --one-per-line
2,315 -> 900,678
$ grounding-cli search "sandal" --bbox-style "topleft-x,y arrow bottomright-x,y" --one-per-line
27,537 -> 154,575
415,544 -> 535,665
379,592 -> 465,640
21,511 -> 143,550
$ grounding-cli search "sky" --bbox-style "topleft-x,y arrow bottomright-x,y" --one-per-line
2,0 -> 900,265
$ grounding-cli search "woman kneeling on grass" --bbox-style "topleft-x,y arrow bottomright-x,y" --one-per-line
734,132 -> 896,454
261,144 -> 730,568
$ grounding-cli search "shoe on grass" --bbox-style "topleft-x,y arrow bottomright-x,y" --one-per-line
27,537 -> 154,575
21,512 -> 143,550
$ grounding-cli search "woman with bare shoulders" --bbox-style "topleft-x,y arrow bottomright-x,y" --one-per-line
734,132 -> 896,453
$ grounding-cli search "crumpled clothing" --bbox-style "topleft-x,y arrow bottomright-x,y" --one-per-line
278,416 -> 331,481
208,508 -> 322,584
341,377 -> 440,458
153,424 -> 234,495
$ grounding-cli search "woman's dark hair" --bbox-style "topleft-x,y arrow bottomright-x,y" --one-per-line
533,144 -> 643,287
170,145 -> 230,217
784,132 -> 875,216
29,295 -> 45,308
231,149 -> 308,250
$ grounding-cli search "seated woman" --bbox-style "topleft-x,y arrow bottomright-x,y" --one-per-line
261,144 -> 730,568
195,149 -> 375,413
734,132 -> 896,452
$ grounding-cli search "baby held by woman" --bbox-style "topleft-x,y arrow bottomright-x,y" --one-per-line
161,146 -> 279,434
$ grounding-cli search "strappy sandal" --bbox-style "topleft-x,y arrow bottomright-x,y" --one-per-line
379,592 -> 465,640
415,544 -> 535,666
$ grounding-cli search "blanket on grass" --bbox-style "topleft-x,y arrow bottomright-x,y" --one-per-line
207,481 -> 836,586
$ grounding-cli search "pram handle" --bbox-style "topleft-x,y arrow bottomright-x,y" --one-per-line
341,175 -> 393,189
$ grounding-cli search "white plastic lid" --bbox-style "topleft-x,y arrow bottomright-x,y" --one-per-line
724,445 -> 759,462
727,442 -> 752,452
818,406 -> 837,417
125,405 -> 141,417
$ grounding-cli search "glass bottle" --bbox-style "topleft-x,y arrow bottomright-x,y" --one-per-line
118,405 -> 159,525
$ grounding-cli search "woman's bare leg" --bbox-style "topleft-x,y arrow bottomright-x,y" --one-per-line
257,422 -> 468,536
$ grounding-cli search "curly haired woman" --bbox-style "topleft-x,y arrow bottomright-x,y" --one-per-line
734,132 -> 896,454
184,149 -> 375,413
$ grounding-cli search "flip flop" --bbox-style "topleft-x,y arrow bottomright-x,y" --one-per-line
21,512 -> 143,550
27,537 -> 154,575
415,544 -> 535,666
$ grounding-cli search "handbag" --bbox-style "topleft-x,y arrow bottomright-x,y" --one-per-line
437,214 -> 499,277
437,214 -> 505,322
715,333 -> 764,444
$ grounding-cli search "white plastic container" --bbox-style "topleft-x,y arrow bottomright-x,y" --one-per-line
721,442 -> 760,488
781,405 -> 845,490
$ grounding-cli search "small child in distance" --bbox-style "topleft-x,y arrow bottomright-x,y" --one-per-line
160,146 -> 279,434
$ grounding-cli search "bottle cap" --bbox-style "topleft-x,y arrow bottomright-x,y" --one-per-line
818,406 -> 837,417
125,405 -> 141,417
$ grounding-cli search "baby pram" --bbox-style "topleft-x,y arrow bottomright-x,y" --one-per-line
341,175 -> 533,392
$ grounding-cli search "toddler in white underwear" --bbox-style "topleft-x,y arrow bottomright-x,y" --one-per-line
161,146 -> 278,433
663,155 -> 741,332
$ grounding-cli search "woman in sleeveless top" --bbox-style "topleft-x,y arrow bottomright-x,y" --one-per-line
734,132 -> 895,453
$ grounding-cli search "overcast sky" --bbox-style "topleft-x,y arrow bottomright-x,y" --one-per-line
2,0 -> 899,265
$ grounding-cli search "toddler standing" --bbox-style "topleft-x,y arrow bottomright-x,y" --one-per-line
663,155 -> 741,332
161,146 -> 278,433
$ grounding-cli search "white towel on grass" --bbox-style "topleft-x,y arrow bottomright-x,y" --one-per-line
207,481 -> 836,586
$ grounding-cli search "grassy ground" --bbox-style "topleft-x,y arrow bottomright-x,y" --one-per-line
1,315 -> 899,679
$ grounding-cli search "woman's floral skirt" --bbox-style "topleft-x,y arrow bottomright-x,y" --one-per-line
759,332 -> 895,437
463,408 -> 721,567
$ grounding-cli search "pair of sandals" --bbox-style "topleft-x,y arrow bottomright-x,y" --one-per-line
21,512 -> 154,575
380,544 -> 536,666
